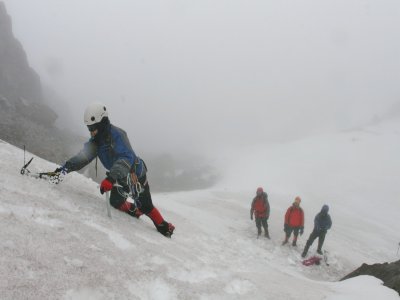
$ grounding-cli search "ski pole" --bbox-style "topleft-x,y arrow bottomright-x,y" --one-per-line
105,191 -> 112,219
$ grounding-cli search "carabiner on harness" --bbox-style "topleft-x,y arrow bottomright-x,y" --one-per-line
126,173 -> 144,200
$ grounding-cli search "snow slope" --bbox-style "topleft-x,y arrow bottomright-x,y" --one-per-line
217,119 -> 400,268
1,119 -> 399,300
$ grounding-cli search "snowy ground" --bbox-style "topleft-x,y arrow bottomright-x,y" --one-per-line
1,119 -> 400,299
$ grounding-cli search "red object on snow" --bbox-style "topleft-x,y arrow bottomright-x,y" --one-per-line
302,256 -> 322,266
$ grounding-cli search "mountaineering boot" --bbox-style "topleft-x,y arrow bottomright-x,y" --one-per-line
147,207 -> 175,237
282,236 -> 289,245
317,249 -> 323,255
257,228 -> 262,238
265,229 -> 270,239
157,221 -> 175,237
292,240 -> 297,247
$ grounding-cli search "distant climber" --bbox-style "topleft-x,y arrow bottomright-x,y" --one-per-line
250,187 -> 270,238
302,205 -> 332,257
282,196 -> 304,246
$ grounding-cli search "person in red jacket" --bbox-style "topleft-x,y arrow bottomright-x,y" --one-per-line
282,196 -> 304,246
250,187 -> 270,238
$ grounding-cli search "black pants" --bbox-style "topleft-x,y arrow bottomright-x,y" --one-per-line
109,174 -> 154,214
305,229 -> 326,251
255,217 -> 268,234
285,227 -> 300,238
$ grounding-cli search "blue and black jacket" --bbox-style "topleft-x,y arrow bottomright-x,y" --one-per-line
64,123 -> 146,182
314,210 -> 332,232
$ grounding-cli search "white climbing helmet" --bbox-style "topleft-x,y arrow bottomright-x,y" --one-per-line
84,102 -> 108,126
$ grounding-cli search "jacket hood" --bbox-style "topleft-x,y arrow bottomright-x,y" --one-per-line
321,204 -> 329,213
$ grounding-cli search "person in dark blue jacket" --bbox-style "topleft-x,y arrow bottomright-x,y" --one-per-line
55,103 -> 175,237
301,205 -> 332,257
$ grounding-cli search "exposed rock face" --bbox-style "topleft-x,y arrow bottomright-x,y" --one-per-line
0,1 -> 57,128
341,260 -> 400,296
0,1 -> 74,163
0,1 -> 42,104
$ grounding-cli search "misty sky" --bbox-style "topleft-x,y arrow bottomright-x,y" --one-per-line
3,0 -> 400,156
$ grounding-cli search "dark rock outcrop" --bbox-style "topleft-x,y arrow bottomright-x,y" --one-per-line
0,1 -> 42,104
0,1 -> 57,128
0,1 -> 76,163
341,260 -> 400,296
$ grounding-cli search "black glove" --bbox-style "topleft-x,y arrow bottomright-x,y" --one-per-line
300,227 -> 304,235
54,166 -> 68,175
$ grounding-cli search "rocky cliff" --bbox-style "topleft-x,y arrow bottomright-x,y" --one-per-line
0,1 -> 79,164
0,2 -> 43,104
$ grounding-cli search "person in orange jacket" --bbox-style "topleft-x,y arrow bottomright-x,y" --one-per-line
282,196 -> 304,246
250,187 -> 270,238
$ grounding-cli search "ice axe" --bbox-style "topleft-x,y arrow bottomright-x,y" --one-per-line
20,145 -> 63,183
